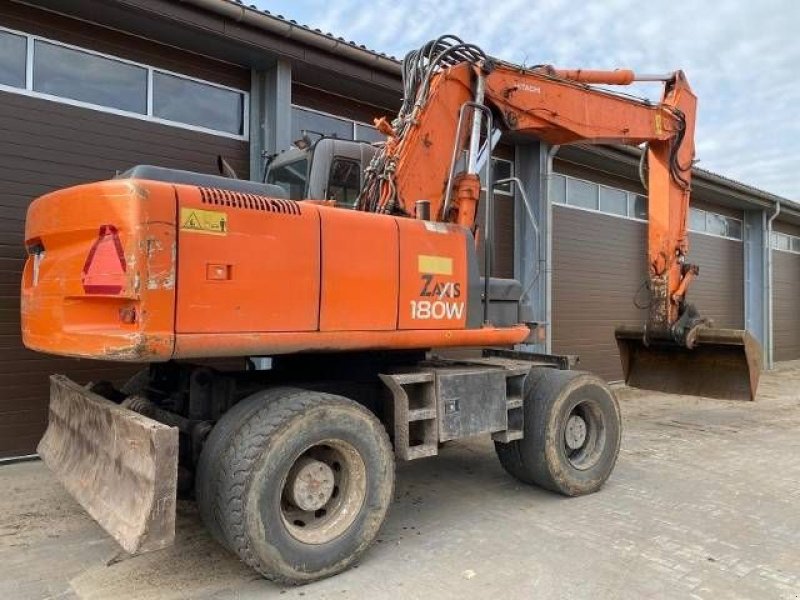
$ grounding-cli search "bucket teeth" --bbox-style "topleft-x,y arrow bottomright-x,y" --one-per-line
614,326 -> 762,401
37,375 -> 179,554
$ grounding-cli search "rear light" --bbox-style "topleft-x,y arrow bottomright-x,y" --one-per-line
82,225 -> 127,295
26,238 -> 45,287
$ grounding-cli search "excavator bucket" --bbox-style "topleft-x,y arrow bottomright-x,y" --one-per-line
614,326 -> 763,401
37,375 -> 179,554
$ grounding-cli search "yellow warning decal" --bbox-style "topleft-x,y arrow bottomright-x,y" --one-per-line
418,255 -> 453,275
180,207 -> 228,235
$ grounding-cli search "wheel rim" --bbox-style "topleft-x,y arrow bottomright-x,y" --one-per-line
280,439 -> 366,545
563,399 -> 606,471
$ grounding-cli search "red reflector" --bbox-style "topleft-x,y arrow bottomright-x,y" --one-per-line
82,225 -> 127,294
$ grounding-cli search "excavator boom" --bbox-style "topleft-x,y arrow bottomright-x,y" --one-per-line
359,35 -> 761,400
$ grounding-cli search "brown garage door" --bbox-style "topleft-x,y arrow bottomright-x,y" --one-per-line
553,205 -> 744,381
685,232 -> 744,330
0,92 -> 248,458
773,249 -> 800,361
552,205 -> 647,380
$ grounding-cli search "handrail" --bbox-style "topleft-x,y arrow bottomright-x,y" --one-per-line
441,100 -> 495,324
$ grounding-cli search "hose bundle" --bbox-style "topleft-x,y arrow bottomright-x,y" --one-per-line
357,35 -> 486,214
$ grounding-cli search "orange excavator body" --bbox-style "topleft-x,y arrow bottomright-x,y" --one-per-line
22,178 -> 527,362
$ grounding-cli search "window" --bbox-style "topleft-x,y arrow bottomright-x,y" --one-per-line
492,159 -> 514,195
153,72 -> 244,135
550,174 -> 567,205
771,231 -> 800,254
706,212 -> 727,237
292,107 -> 353,142
568,178 -> 598,210
773,233 -> 790,251
726,218 -> 742,240
33,40 -> 147,114
355,123 -> 384,143
554,173 -> 646,220
630,194 -> 647,220
599,186 -> 626,216
688,207 -> 742,240
689,208 -> 707,232
552,173 -> 743,239
0,26 -> 247,138
267,158 -> 308,200
327,158 -> 361,207
292,105 -> 391,147
0,30 -> 26,88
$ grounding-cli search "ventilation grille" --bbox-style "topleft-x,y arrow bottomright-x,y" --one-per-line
199,187 -> 301,216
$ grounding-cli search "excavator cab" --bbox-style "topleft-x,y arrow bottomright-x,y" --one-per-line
266,137 -> 378,204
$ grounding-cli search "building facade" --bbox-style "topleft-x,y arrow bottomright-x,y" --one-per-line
0,0 -> 796,458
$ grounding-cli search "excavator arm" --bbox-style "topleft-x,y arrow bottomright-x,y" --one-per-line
359,36 -> 761,400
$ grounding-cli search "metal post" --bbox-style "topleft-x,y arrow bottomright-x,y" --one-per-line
514,142 -> 556,353
249,60 -> 291,182
743,209 -> 768,362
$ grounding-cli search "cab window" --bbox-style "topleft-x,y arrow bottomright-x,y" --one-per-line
328,158 -> 361,208
267,158 -> 308,200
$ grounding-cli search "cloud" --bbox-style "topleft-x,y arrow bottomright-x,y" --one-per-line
256,0 -> 800,199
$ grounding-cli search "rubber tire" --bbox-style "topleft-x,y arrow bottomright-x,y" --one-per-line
495,368 -> 621,496
208,388 -> 395,584
196,387 -> 298,545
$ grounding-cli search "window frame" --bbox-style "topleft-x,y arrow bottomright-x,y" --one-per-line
326,156 -> 362,208
687,206 -> 743,241
551,172 -> 743,241
291,104 -> 381,144
772,231 -> 800,254
0,24 -> 249,140
489,157 -> 514,196
551,173 -> 647,223
266,157 -> 310,200
0,28 -> 28,89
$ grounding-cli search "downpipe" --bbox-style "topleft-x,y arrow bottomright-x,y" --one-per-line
766,201 -> 780,369
542,144 -> 560,353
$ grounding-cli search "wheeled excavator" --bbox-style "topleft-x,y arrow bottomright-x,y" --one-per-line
22,36 -> 761,584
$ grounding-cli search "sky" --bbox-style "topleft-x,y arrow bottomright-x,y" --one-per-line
253,0 -> 800,199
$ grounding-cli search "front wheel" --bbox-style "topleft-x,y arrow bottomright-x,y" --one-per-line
200,388 -> 395,584
495,368 -> 621,496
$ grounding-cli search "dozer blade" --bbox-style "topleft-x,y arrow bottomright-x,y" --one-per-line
615,326 -> 763,401
37,374 -> 178,554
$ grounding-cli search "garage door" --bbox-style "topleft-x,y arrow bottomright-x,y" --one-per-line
552,171 -> 745,381
772,227 -> 800,361
684,232 -> 744,329
0,94 -> 248,458
552,205 -> 647,380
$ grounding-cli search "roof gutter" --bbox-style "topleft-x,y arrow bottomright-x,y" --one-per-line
178,0 -> 402,77
571,144 -> 798,212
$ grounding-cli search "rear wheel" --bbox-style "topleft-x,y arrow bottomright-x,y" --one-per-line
196,387 -> 297,544
198,388 -> 394,584
495,368 -> 621,496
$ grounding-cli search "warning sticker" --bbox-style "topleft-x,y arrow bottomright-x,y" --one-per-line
180,207 -> 228,235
